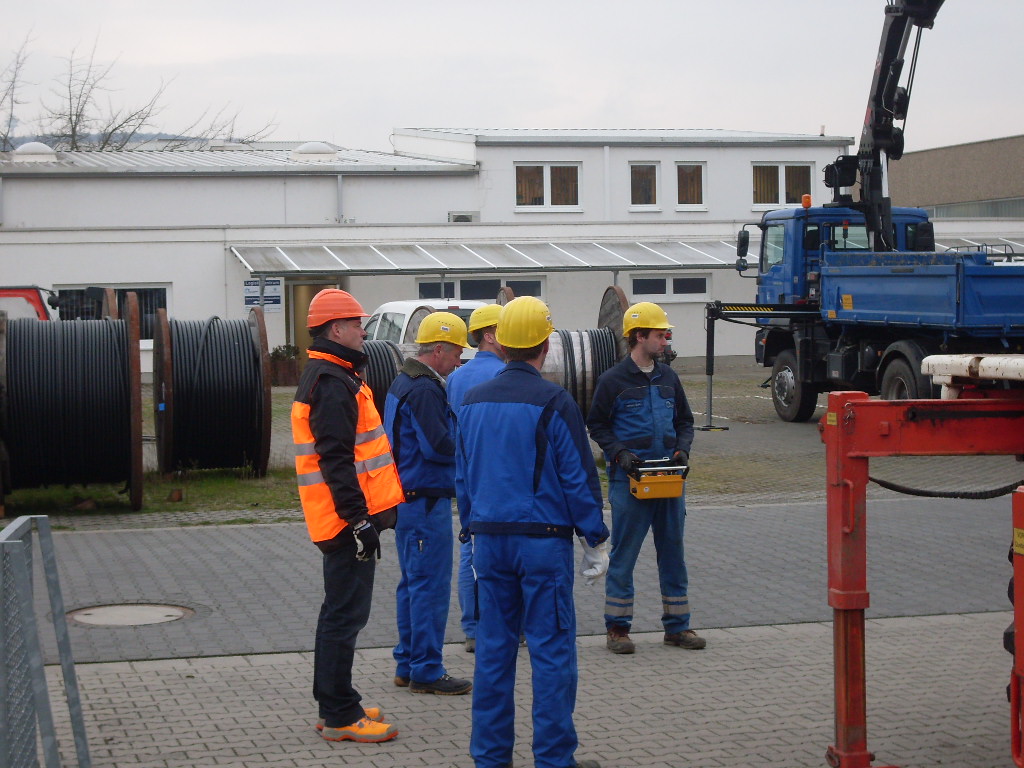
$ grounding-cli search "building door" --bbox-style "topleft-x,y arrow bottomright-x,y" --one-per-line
290,282 -> 341,363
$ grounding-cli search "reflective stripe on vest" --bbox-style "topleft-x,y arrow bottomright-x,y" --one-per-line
292,354 -> 405,543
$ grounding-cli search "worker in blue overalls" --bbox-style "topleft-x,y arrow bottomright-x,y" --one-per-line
385,311 -> 472,696
457,296 -> 609,768
446,304 -> 506,653
586,301 -> 705,655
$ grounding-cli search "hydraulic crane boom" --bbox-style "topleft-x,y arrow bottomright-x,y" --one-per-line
823,0 -> 945,251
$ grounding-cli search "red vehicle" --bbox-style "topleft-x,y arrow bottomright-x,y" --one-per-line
0,286 -> 56,321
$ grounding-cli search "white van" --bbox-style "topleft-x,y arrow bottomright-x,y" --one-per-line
364,299 -> 487,360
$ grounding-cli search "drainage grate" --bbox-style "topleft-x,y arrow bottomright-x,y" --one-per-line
68,604 -> 194,626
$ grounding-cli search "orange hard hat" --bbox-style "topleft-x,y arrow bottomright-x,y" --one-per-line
306,289 -> 368,328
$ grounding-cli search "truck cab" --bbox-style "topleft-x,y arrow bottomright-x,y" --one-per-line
754,205 -> 932,307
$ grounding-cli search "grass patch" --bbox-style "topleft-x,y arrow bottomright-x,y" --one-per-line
3,468 -> 300,516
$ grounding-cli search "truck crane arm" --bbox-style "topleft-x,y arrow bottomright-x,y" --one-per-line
823,0 -> 944,251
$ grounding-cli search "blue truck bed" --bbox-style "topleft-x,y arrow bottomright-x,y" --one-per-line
819,251 -> 1024,336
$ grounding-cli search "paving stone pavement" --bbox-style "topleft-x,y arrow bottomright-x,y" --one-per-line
47,612 -> 1012,768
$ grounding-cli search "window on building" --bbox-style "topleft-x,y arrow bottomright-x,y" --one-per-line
753,164 -> 812,206
676,164 -> 704,206
672,277 -> 707,295
516,166 -> 544,206
631,275 -> 709,301
419,281 -> 456,299
56,286 -> 167,340
418,276 -> 545,301
515,164 -> 580,208
506,280 -> 542,297
630,163 -> 658,206
460,279 -> 503,301
632,277 -> 667,295
785,166 -> 811,204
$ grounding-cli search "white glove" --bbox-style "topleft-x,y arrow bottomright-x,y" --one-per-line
578,537 -> 610,585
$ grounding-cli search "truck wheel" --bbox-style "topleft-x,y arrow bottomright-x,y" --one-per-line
771,349 -> 818,422
880,358 -> 930,400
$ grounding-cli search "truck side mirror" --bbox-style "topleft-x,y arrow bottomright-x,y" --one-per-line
736,230 -> 750,272
736,230 -> 749,259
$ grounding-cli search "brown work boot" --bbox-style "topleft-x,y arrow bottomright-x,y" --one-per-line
606,625 -> 635,654
664,629 -> 706,650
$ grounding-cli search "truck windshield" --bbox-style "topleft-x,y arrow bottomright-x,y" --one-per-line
825,224 -> 870,251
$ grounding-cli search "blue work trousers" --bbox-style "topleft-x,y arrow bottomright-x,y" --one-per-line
604,478 -> 690,633
471,534 -> 579,768
313,536 -> 374,728
393,495 -> 454,683
458,539 -> 477,638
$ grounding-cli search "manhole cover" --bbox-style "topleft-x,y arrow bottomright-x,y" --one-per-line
68,604 -> 193,626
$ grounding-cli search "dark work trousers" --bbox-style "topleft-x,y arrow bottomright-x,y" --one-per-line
313,535 -> 375,728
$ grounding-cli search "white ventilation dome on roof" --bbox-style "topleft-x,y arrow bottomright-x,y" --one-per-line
12,141 -> 57,162
290,141 -> 338,161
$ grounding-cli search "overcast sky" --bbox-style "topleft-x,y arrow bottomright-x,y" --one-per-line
5,0 -> 1022,154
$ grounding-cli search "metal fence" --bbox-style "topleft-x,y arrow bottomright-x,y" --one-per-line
1,516 -> 90,768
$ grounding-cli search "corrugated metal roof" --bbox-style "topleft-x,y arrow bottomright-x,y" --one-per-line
231,232 -> 1024,277
230,238 -> 744,276
396,128 -> 853,146
0,147 -> 474,175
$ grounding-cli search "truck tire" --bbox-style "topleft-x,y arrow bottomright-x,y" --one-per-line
880,358 -> 931,400
771,349 -> 818,422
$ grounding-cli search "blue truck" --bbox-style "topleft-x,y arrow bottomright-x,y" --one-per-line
725,204 -> 1024,421
710,0 -> 1024,422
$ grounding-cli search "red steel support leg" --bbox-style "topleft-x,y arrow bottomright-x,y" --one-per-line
822,392 -> 893,768
1012,488 -> 1024,766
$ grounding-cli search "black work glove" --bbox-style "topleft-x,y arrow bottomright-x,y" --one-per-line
371,506 -> 398,532
672,450 -> 689,467
352,520 -> 381,561
615,450 -> 641,477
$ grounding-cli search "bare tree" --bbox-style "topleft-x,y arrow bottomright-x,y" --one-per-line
29,37 -> 274,151
0,35 -> 31,151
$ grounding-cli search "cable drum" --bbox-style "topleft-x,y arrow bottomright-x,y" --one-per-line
0,295 -> 143,509
542,327 -> 618,419
363,340 -> 404,415
153,309 -> 270,475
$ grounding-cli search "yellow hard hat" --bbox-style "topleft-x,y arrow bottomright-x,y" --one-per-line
415,311 -> 469,348
468,304 -> 502,333
496,296 -> 554,349
622,302 -> 673,337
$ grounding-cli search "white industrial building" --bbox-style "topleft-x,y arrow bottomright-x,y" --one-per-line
6,127 -> 1015,367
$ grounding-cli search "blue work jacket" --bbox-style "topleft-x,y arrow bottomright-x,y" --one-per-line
456,362 -> 608,547
384,358 -> 457,499
447,350 -> 505,414
586,355 -> 694,482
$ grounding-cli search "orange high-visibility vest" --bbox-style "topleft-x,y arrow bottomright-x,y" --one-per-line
292,350 -> 404,543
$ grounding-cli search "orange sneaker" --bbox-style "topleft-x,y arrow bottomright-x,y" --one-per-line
315,708 -> 384,731
321,716 -> 398,743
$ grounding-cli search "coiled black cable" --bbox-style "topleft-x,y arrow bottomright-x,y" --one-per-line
167,317 -> 265,471
557,329 -> 579,408
363,340 -> 404,415
6,318 -> 131,488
